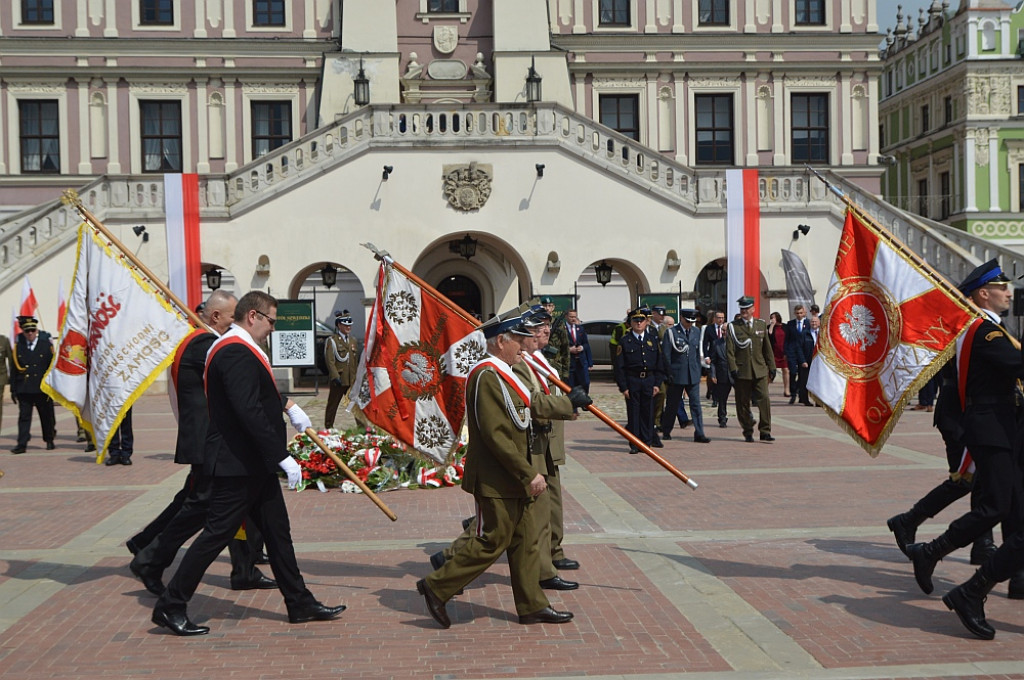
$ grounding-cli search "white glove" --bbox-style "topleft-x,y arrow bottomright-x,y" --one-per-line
286,403 -> 312,434
279,456 -> 302,489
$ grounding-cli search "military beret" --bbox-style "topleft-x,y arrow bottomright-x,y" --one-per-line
540,296 -> 554,305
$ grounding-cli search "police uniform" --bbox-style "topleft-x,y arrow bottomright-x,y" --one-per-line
324,311 -> 358,429
10,317 -> 56,453
726,297 -> 776,442
613,308 -> 667,453
661,310 -> 710,443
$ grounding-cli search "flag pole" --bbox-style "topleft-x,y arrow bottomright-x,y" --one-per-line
521,352 -> 698,489
60,190 -> 207,331
804,166 -> 978,313
304,428 -> 398,521
361,242 -> 698,490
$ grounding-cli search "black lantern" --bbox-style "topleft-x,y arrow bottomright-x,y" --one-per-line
594,261 -> 613,287
205,268 -> 222,291
526,56 -> 542,103
353,58 -> 370,107
320,263 -> 338,289
452,234 -> 477,261
792,224 -> 811,241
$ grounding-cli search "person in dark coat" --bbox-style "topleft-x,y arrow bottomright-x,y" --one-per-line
703,310 -> 731,428
613,307 -> 667,453
152,291 -> 343,636
10,316 -> 56,453
661,310 -> 710,443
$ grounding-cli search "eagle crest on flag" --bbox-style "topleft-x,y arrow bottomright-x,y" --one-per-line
839,304 -> 880,351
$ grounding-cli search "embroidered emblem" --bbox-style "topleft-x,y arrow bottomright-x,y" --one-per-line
839,304 -> 881,351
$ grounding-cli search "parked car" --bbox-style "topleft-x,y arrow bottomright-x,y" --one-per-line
582,320 -> 623,366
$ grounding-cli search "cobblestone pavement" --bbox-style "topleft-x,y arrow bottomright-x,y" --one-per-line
1,372 -> 1023,680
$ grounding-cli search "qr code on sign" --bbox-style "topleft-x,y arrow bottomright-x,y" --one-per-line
277,332 -> 308,361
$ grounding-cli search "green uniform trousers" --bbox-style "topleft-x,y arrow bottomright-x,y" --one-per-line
546,467 -> 566,562
732,376 -> 772,437
428,495 -> 549,616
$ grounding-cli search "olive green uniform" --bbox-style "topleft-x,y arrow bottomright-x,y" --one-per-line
651,321 -> 669,427
726,317 -> 776,438
426,362 -> 550,616
547,316 -> 570,380
324,331 -> 358,429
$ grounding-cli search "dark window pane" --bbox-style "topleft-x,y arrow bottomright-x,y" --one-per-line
694,94 -> 733,165
599,94 -> 640,141
791,94 -> 829,163
252,101 -> 292,157
22,0 -> 54,24
19,100 -> 60,174
140,100 -> 182,172
599,0 -> 630,26
795,0 -> 825,25
698,0 -> 728,25
140,0 -> 173,25
427,0 -> 459,11
253,0 -> 285,26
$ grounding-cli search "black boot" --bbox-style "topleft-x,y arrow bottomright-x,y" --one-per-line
906,533 -> 956,595
886,510 -> 925,558
1006,568 -> 1024,600
969,529 -> 997,566
942,569 -> 997,640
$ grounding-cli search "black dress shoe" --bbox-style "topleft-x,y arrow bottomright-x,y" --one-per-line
718,421 -> 727,428
84,443 -> 96,452
151,607 -> 209,636
789,395 -> 797,405
287,601 -> 346,624
126,538 -> 142,556
651,439 -> 664,449
231,573 -> 277,590
76,434 -> 87,443
45,441 -> 56,450
104,455 -> 122,466
760,433 -> 775,442
10,447 -> 26,454
552,558 -> 579,570
800,400 -> 813,406
744,434 -> 755,443
130,559 -> 166,596
662,431 -> 672,441
679,420 -> 691,429
429,551 -> 446,571
120,457 -> 133,465
416,579 -> 450,629
539,576 -> 579,591
694,434 -> 711,443
628,447 -> 639,455
518,606 -> 574,625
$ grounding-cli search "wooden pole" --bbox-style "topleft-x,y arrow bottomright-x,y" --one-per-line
521,353 -> 698,490
361,242 -> 698,489
304,428 -> 398,521
60,190 -> 208,330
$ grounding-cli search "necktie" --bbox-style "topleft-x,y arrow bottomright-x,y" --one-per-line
717,326 -> 722,339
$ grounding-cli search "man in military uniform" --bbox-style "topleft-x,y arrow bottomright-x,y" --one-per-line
416,314 -> 573,628
906,260 -> 1024,613
648,305 -> 671,445
613,307 -> 667,453
542,296 -> 570,380
661,310 -> 711,444
726,296 -> 776,443
10,316 -> 56,454
324,310 -> 358,429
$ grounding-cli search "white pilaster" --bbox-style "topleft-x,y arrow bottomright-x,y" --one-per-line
964,132 -> 977,212
841,0 -> 852,33
77,81 -> 92,173
645,0 -> 656,32
104,0 -> 117,36
744,74 -> 757,165
990,134 -> 1000,211
224,81 -> 237,172
773,79 -> 785,165
196,80 -> 210,173
674,77 -> 687,165
672,0 -> 683,32
76,0 -> 89,36
840,73 -> 853,165
106,81 -> 120,173
194,0 -> 208,37
304,0 -> 317,38
224,0 -> 236,38
573,0 -> 585,34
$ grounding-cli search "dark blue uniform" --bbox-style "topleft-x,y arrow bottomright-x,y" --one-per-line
613,328 -> 666,450
11,329 -> 56,451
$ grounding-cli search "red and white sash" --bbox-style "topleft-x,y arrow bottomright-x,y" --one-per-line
205,324 -> 279,398
469,356 -> 531,407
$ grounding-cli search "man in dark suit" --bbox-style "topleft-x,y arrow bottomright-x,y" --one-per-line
908,261 -> 1024,639
152,291 -> 344,636
613,307 -> 667,453
563,309 -> 592,405
790,314 -> 817,406
702,310 -> 731,428
784,305 -> 810,405
10,316 -> 56,453
129,291 -> 274,596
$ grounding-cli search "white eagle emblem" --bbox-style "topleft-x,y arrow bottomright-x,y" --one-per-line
402,352 -> 435,386
838,304 -> 880,351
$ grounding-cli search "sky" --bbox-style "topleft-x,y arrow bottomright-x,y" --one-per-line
876,1 -> 936,36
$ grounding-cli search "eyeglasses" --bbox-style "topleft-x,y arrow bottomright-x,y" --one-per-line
255,310 -> 277,327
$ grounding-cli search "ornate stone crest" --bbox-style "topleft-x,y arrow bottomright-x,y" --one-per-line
442,162 -> 492,212
433,25 -> 458,54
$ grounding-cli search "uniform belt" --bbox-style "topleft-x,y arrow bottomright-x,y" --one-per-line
628,369 -> 649,378
534,422 -> 552,434
964,395 -> 1017,407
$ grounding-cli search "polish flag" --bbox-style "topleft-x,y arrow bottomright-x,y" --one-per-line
15,276 -> 40,334
726,169 -> 761,318
164,174 -> 202,311
57,277 -> 67,331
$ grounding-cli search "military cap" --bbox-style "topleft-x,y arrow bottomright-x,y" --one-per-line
959,259 -> 1010,295
651,305 -> 667,314
679,308 -> 698,322
524,304 -> 552,326
628,307 -> 650,321
335,309 -> 353,325
481,312 -> 533,338
539,296 -> 554,305
737,296 -> 755,309
18,316 -> 38,330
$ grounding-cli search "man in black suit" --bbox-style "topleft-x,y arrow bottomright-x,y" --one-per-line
129,291 -> 274,596
702,310 -> 731,428
564,310 -> 592,408
904,260 -> 1024,617
10,316 -> 56,453
784,305 -> 810,405
153,291 -> 344,636
790,315 -> 818,406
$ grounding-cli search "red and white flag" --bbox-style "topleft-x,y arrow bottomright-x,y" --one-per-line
56,276 -> 67,332
16,275 -> 40,334
726,169 -> 761,318
807,210 -> 975,456
164,173 -> 202,311
42,225 -> 193,462
352,260 -> 486,463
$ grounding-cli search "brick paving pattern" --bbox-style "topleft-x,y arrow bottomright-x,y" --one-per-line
1,374 -> 1023,680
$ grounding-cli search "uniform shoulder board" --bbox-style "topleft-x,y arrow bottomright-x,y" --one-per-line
984,330 -> 1003,342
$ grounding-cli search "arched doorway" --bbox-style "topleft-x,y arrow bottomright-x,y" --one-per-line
437,274 -> 482,320
694,260 -> 727,319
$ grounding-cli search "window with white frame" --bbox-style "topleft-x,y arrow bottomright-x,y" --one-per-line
140,0 -> 173,25
694,94 -> 734,165
698,0 -> 728,25
21,0 -> 54,24
599,94 -> 640,140
140,100 -> 182,172
795,0 -> 824,26
251,101 -> 292,158
791,93 -> 829,163
599,0 -> 630,26
19,100 -> 60,173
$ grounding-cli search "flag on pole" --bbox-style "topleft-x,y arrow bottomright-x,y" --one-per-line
806,209 -> 975,456
164,173 -> 203,311
352,260 -> 486,463
15,275 -> 40,335
42,224 -> 193,461
56,277 -> 67,332
726,169 -> 761,318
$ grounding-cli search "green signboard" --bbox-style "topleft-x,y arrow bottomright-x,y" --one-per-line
639,293 -> 680,319
269,299 -> 316,367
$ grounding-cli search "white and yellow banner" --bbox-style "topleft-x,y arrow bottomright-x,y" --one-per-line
42,225 -> 193,461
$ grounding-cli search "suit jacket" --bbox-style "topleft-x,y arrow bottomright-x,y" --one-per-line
205,337 -> 289,477
171,331 -> 219,466
662,323 -> 703,386
959,317 -> 1024,450
462,362 -> 537,499
325,332 -> 358,386
726,318 -> 775,380
794,326 -> 818,366
11,331 -> 54,395
0,334 -> 11,386
784,318 -> 811,365
565,322 -> 593,369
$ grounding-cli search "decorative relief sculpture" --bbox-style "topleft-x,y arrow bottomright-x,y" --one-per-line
433,25 -> 458,54
443,162 -> 492,212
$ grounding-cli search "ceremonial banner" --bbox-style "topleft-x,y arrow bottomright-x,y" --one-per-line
726,169 -> 761,318
807,210 -> 975,456
353,261 -> 486,463
42,225 -> 193,461
164,173 -> 203,311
